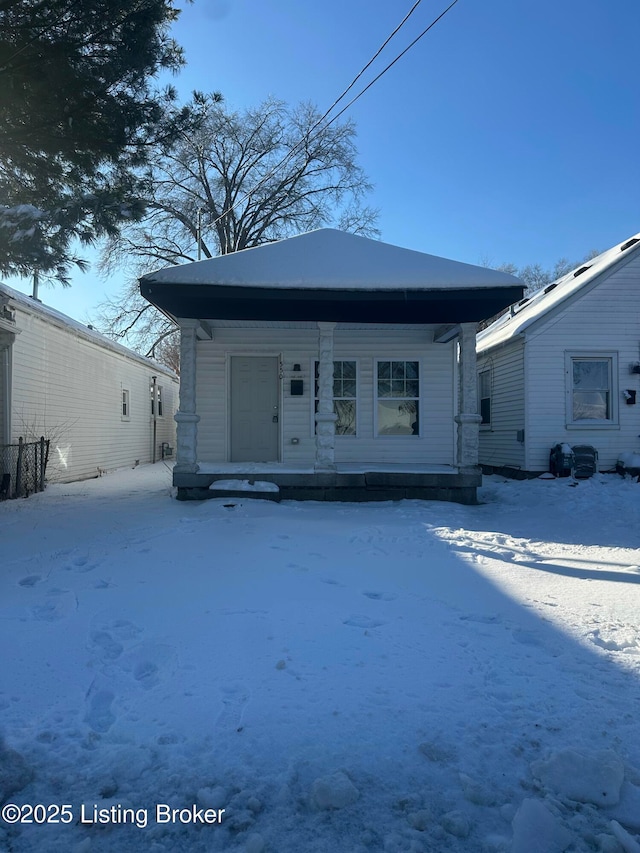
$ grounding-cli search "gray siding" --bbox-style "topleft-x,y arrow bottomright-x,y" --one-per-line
195,325 -> 455,466
478,340 -> 525,469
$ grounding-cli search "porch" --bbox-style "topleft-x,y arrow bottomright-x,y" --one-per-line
174,462 -> 481,504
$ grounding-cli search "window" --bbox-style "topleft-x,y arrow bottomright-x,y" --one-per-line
121,389 -> 130,419
314,360 -> 357,435
376,360 -> 420,436
566,353 -> 617,426
479,370 -> 491,426
151,383 -> 164,417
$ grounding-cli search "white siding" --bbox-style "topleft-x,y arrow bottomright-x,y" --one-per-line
524,255 -> 640,471
478,340 -> 525,469
195,325 -> 455,466
8,301 -> 178,483
479,252 -> 640,473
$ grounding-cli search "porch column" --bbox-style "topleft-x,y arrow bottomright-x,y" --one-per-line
173,320 -> 200,473
314,322 -> 337,471
454,322 -> 482,471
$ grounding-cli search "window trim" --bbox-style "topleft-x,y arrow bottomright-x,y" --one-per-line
374,358 -> 421,438
565,351 -> 618,429
312,359 -> 358,437
121,388 -> 130,421
151,383 -> 164,418
478,368 -> 491,429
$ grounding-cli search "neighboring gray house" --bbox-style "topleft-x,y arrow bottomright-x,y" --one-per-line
140,229 -> 523,503
476,233 -> 640,475
0,282 -> 178,487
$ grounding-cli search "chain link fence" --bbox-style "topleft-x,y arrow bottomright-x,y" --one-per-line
0,437 -> 50,500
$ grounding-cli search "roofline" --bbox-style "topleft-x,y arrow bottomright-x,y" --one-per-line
0,283 -> 178,379
477,233 -> 640,350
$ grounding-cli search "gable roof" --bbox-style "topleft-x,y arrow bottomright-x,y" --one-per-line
140,228 -> 524,325
477,233 -> 640,353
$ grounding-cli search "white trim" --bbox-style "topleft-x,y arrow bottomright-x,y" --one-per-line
374,358 -> 422,438
564,350 -> 619,428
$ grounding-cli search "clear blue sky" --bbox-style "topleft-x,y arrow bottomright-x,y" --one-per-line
9,0 -> 640,320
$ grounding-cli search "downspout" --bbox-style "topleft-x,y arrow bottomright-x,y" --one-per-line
151,375 -> 157,463
1,344 -> 11,444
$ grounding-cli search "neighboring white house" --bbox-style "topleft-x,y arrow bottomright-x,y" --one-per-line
140,229 -> 523,503
0,282 -> 178,488
476,233 -> 640,475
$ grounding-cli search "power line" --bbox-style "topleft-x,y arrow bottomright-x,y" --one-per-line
204,0 -> 461,238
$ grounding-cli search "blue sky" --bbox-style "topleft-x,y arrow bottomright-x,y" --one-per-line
9,0 -> 640,320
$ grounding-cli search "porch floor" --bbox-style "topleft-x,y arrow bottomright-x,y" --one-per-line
196,462 -> 457,475
175,462 -> 481,505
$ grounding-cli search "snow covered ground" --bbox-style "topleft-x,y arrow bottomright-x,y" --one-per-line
1,464 -> 640,853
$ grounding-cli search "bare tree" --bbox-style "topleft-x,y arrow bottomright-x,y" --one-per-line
95,93 -> 379,363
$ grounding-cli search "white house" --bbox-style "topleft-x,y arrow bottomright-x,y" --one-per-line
140,229 -> 522,503
0,282 -> 178,492
476,233 -> 640,475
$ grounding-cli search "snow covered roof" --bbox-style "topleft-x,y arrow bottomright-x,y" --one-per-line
0,282 -> 177,378
477,233 -> 640,352
140,229 -> 524,325
142,229 -> 522,291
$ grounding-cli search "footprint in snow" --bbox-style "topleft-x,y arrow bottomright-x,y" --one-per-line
362,590 -> 397,601
85,688 -> 116,733
216,683 -> 251,731
30,590 -> 76,621
66,554 -> 99,573
18,575 -> 41,588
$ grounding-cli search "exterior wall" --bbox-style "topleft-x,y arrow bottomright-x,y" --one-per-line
479,252 -> 640,473
477,340 -> 525,469
195,324 -> 455,466
6,298 -> 178,483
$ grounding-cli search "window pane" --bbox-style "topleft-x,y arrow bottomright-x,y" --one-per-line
479,371 -> 491,396
480,398 -> 491,425
406,380 -> 419,397
333,379 -> 342,397
391,379 -> 405,396
377,380 -> 392,398
392,361 -> 405,379
342,380 -> 356,398
573,360 -> 608,390
573,391 -> 609,420
405,361 -> 419,380
342,361 -> 356,379
335,400 -> 356,435
378,400 -> 419,435
378,361 -> 390,379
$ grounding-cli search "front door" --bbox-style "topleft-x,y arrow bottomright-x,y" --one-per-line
230,356 -> 279,462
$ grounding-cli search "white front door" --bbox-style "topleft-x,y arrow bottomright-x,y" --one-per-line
230,356 -> 279,462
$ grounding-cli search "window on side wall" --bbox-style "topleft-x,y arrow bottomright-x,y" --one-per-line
479,369 -> 491,426
122,389 -> 130,420
566,353 -> 618,427
314,360 -> 357,435
151,384 -> 164,417
376,360 -> 420,436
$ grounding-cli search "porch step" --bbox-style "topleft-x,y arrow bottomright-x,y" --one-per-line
208,479 -> 281,502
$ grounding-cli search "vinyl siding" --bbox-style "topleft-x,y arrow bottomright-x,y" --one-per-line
195,325 -> 455,466
479,251 -> 640,473
477,340 -> 525,469
8,302 -> 178,483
